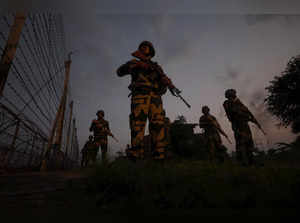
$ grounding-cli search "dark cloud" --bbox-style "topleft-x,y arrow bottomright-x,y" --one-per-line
244,14 -> 280,26
3,2 -> 299,154
2,0 -> 300,15
244,14 -> 300,26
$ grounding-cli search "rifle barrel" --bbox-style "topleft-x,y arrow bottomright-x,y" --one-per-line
178,94 -> 191,109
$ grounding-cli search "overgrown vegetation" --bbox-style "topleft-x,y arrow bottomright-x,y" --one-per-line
85,155 -> 300,216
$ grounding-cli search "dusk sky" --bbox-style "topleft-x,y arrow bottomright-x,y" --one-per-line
2,0 -> 300,157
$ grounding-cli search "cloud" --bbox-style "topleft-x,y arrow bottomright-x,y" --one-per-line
244,14 -> 280,26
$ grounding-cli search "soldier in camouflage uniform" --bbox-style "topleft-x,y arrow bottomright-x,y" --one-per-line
223,89 -> 263,166
199,106 -> 229,163
117,41 -> 176,161
81,135 -> 94,167
89,110 -> 113,163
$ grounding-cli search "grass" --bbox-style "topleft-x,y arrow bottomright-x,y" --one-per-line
3,155 -> 300,220
83,158 -> 300,217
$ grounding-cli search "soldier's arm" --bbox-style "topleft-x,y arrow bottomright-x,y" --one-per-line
199,116 -> 207,129
212,116 -> 228,138
117,60 -> 141,77
223,101 -> 233,122
246,109 -> 263,129
89,122 -> 94,132
105,121 -> 113,136
245,107 -> 257,124
236,99 -> 256,121
81,142 -> 88,153
156,65 -> 176,89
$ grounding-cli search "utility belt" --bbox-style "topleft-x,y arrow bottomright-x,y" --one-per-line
128,84 -> 166,97
94,135 -> 107,139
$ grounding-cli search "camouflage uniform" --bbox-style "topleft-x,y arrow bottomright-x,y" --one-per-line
223,90 -> 255,165
89,117 -> 111,162
199,114 -> 221,161
81,137 -> 94,167
117,41 -> 168,160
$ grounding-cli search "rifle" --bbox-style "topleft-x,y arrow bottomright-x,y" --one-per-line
201,115 -> 232,144
110,134 -> 119,143
106,129 -> 119,142
224,135 -> 233,144
250,116 -> 267,136
168,87 -> 191,109
131,50 -> 191,109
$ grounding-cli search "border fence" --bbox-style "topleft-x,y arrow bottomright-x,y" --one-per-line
0,12 -> 79,171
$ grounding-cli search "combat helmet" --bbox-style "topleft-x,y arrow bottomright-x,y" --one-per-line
96,110 -> 105,117
225,89 -> 237,99
202,105 -> 210,114
138,41 -> 155,58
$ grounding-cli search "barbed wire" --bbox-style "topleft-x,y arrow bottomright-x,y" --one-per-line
0,13 -> 79,170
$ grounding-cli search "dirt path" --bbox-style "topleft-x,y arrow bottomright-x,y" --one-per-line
0,169 -> 89,209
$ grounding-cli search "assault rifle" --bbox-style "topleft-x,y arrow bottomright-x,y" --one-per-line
199,116 -> 232,144
105,128 -> 119,142
248,113 -> 267,136
251,117 -> 267,136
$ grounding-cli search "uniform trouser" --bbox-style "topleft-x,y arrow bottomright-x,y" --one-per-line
129,91 -> 166,160
233,124 -> 254,165
81,153 -> 88,167
204,130 -> 222,162
94,137 -> 108,162
206,138 -> 217,162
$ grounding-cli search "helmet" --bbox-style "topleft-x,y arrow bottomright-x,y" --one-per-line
96,110 -> 104,117
202,106 -> 210,114
225,89 -> 236,99
138,41 -> 155,58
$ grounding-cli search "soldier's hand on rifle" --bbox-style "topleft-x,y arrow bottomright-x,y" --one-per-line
170,87 -> 182,96
251,117 -> 267,136
225,135 -> 232,144
162,76 -> 182,96
261,128 -> 267,136
111,134 -> 119,143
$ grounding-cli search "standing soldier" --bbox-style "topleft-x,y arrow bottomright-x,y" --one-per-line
89,110 -> 114,163
223,89 -> 266,166
81,135 -> 94,167
199,106 -> 230,163
117,41 -> 177,161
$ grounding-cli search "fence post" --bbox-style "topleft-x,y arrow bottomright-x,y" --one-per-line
0,13 -> 26,97
54,56 -> 72,148
40,54 -> 72,171
63,100 -> 73,169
